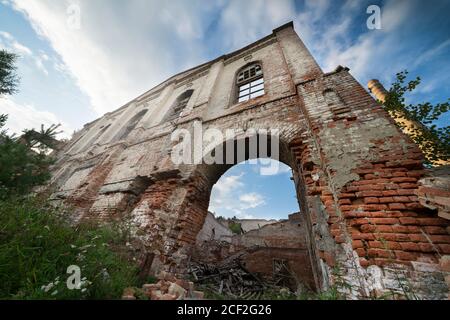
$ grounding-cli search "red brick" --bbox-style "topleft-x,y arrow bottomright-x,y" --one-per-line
392,172 -> 407,177
408,234 -> 427,242
419,243 -> 436,253
355,248 -> 366,257
351,232 -> 375,240
339,193 -> 356,199
354,178 -> 390,185
392,196 -> 410,203
429,235 -> 450,244
376,233 -> 410,242
388,203 -> 406,210
395,251 -> 418,261
363,204 -> 388,211
396,189 -> 417,196
391,177 -> 417,183
356,190 -> 383,197
368,218 -> 399,225
382,190 -> 398,197
399,242 -> 420,251
352,240 -> 364,249
423,226 -> 448,235
364,197 -> 379,204
367,248 -> 393,259
338,199 -> 351,205
359,258 -> 370,267
399,183 -> 418,189
378,197 -> 394,203
399,217 -> 418,225
405,203 -> 422,210
438,244 -> 450,254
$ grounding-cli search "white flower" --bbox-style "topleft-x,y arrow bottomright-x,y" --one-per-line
42,282 -> 54,292
51,290 -> 58,296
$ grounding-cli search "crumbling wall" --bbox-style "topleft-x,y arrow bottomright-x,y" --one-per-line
196,212 -> 233,243
46,22 -> 450,299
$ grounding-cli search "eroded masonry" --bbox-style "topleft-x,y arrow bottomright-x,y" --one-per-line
48,22 -> 450,299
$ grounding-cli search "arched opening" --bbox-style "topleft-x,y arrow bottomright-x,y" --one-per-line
112,109 -> 148,142
164,90 -> 194,122
184,134 -> 319,297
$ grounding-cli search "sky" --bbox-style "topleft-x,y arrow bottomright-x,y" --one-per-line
0,0 -> 449,220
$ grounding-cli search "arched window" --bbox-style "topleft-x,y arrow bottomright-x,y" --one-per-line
164,90 -> 194,122
115,109 -> 148,141
236,63 -> 264,103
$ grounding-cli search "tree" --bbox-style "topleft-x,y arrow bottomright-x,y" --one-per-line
0,49 -> 19,96
0,50 -> 58,198
0,115 -> 54,199
383,70 -> 450,165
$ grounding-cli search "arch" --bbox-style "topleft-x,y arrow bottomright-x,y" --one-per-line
163,89 -> 194,122
169,133 -> 324,291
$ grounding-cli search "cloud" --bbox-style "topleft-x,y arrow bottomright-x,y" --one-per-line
0,97 -> 74,139
0,29 -> 49,75
7,0 -> 221,116
209,173 -> 266,219
239,192 -> 266,209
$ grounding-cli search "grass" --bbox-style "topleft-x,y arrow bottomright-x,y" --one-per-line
0,196 -> 139,300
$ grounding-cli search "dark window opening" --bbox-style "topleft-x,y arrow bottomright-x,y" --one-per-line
164,90 -> 194,122
117,109 -> 148,141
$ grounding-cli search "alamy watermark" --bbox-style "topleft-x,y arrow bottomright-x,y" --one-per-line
367,5 -> 382,30
170,121 -> 282,175
67,2 -> 81,30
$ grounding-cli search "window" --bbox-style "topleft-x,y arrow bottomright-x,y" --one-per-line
164,90 -> 194,122
112,109 -> 148,142
236,63 -> 264,103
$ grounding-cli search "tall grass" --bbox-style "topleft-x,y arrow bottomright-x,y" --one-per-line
0,197 -> 139,299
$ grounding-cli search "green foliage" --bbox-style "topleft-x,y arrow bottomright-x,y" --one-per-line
383,70 -> 450,164
22,123 -> 63,151
229,221 -> 242,235
0,49 -> 19,96
0,197 -> 139,300
0,115 -> 55,199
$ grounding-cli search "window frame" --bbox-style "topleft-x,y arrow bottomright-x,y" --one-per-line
235,62 -> 265,104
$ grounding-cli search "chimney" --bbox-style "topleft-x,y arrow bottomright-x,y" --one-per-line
367,79 -> 388,103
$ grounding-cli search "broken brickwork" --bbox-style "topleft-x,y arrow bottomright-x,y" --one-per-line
48,22 -> 450,299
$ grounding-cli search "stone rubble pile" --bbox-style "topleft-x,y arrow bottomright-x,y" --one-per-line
122,271 -> 205,300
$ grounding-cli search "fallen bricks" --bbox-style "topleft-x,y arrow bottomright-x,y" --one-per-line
122,271 -> 205,300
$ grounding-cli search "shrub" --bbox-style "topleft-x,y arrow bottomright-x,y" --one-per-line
0,197 -> 139,300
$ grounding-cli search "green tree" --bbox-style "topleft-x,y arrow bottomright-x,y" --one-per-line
0,50 -> 58,198
0,115 -> 55,199
0,49 -> 19,95
383,71 -> 449,164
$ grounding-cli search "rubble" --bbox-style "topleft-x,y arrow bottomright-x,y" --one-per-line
121,271 -> 204,300
188,256 -> 297,300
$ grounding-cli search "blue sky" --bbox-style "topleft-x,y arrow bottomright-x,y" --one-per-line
0,0 -> 449,219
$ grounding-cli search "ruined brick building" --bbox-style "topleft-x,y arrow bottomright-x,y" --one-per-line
48,22 -> 450,299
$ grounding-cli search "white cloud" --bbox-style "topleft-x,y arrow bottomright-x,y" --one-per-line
239,192 -> 266,209
0,97 -> 74,139
0,28 -> 49,75
7,0 -> 221,116
209,173 -> 266,219
218,0 -> 295,49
